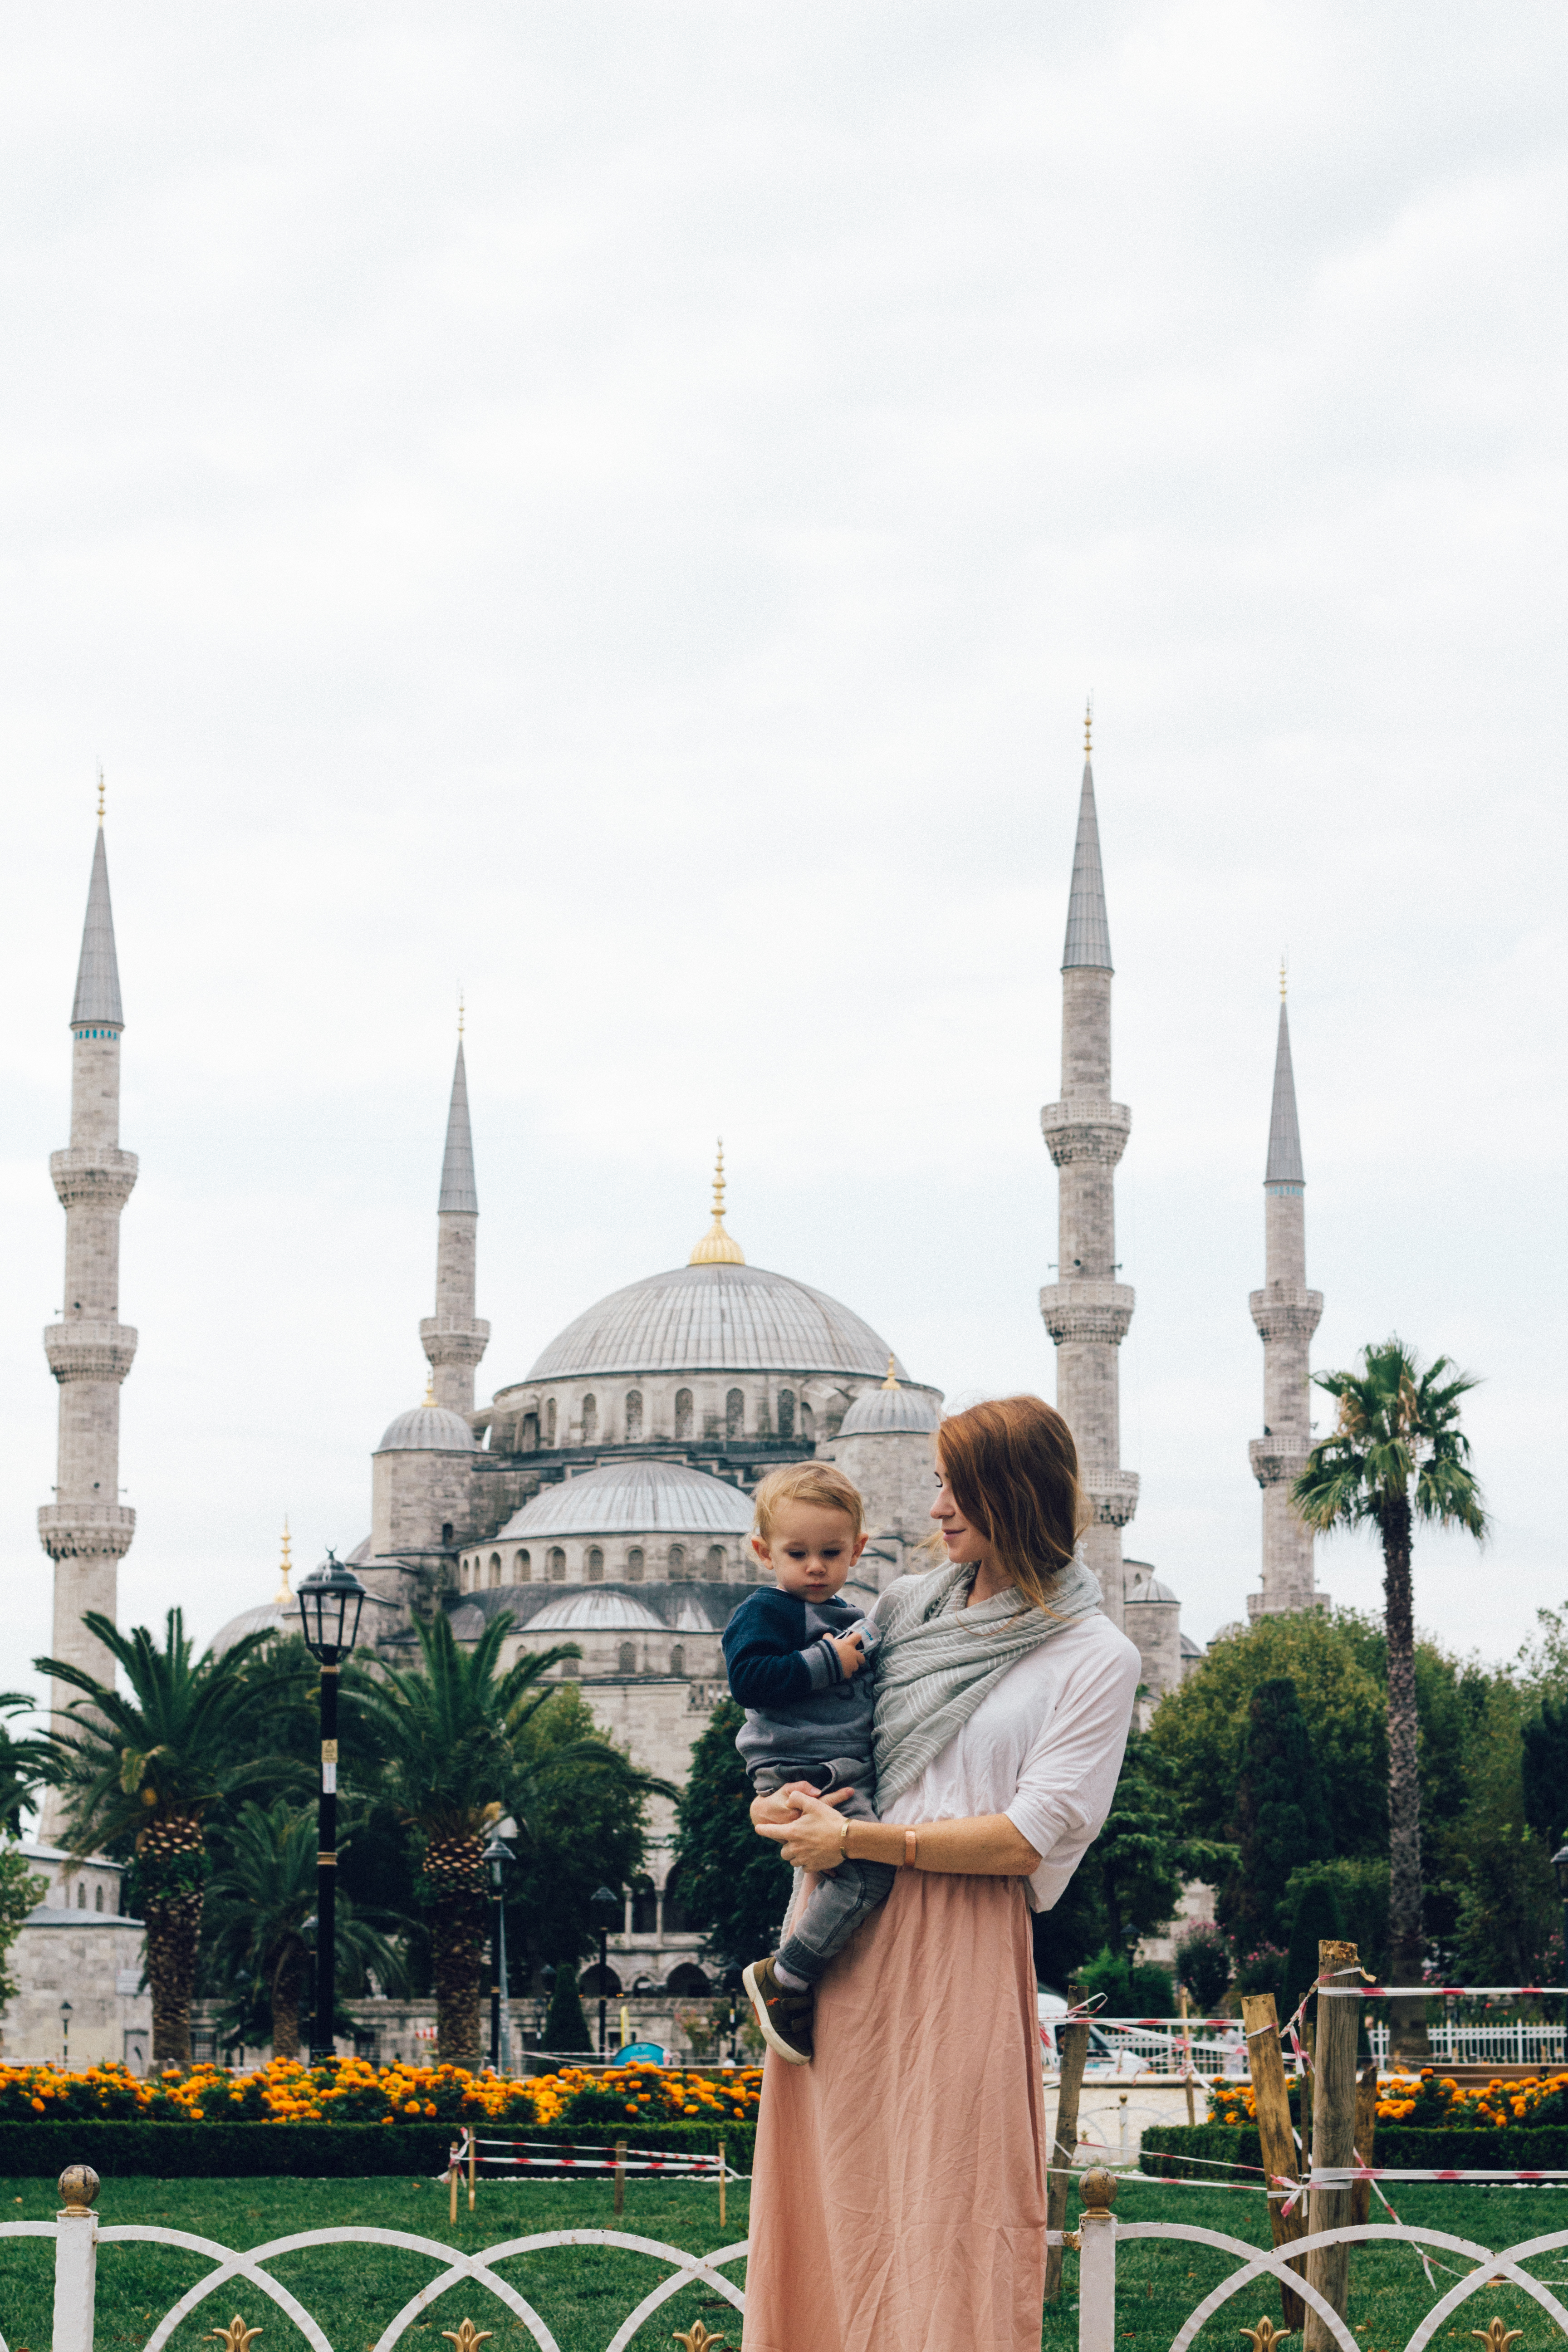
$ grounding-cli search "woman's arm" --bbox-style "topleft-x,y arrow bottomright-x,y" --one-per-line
754,1789 -> 1040,1877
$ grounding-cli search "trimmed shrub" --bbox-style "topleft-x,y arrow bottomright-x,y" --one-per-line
0,2117 -> 753,2179
1142,2122 -> 1568,2180
1174,1923 -> 1231,2012
544,1967 -> 593,2053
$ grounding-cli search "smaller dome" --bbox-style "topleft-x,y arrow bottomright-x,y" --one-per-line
838,1379 -> 943,1436
209,1600 -> 297,1658
1126,1566 -> 1178,1605
498,1456 -> 754,1541
376,1404 -> 476,1454
528,1590 -> 666,1632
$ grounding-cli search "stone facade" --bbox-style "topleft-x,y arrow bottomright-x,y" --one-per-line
0,1846 -> 150,2068
1247,995 -> 1326,1617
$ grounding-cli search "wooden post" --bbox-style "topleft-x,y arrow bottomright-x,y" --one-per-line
448,2152 -> 458,2225
1178,1984 -> 1196,2127
718,2139 -> 726,2232
1043,2014 -> 1091,2303
1305,1940 -> 1359,2352
613,2138 -> 626,2218
1242,1992 -> 1306,2331
467,2128 -> 476,2213
1351,2062 -> 1378,2227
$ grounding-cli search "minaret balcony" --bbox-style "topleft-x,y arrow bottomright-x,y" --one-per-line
1039,1281 -> 1136,1347
419,1316 -> 490,1366
49,1147 -> 138,1212
38,1501 -> 136,1560
1078,1467 -> 1140,1527
1040,1099 -> 1131,1168
1249,1435 -> 1312,1488
1248,1286 -> 1323,1344
42,1321 -> 138,1384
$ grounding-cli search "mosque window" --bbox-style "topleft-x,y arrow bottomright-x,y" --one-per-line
631,1876 -> 658,1934
668,1543 -> 686,1580
560,1655 -> 578,1676
777,1388 -> 795,1440
626,1547 -> 644,1583
675,1388 -> 693,1440
489,1552 -> 501,1588
800,1401 -> 815,1441
588,1546 -> 604,1583
515,1549 -> 531,1582
582,1393 -> 598,1443
706,1545 -> 725,1580
441,1523 -> 454,1544
77,1883 -> 86,1910
545,1399 -> 557,1446
549,1547 -> 566,1582
521,1411 -> 539,1452
618,1642 -> 636,1674
725,1388 -> 744,1439
95,1885 -> 103,1912
671,1644 -> 686,1676
625,1390 -> 642,1441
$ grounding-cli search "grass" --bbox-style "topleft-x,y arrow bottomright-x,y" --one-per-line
3,2171 -> 1568,2349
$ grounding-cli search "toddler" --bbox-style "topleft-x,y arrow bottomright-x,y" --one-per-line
722,1461 -> 895,2064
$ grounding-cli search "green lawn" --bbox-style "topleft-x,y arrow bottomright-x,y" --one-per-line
2,2172 -> 1567,2351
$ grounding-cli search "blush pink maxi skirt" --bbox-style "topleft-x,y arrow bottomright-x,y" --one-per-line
741,1867 -> 1049,2352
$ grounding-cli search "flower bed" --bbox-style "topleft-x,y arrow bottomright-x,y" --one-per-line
1208,2070 -> 1568,2132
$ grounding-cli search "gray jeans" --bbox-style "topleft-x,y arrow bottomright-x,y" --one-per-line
753,1761 -> 897,1988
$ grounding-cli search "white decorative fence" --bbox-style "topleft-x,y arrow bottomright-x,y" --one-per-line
1367,2021 -> 1568,2069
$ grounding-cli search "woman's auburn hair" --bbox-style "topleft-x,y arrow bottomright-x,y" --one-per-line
934,1394 -> 1088,1610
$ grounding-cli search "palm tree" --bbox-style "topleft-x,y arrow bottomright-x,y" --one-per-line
37,1610 -> 299,2063
205,1799 -> 408,2059
0,1697 -> 56,1836
1294,1337 -> 1486,2053
352,1610 -> 661,2064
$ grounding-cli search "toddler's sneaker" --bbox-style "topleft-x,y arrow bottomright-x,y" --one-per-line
742,1956 -> 814,2066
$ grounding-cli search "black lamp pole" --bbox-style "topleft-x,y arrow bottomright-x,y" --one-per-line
1553,1845 -> 1568,1993
297,1550 -> 367,2064
590,1885 -> 621,2059
482,1831 -> 513,2071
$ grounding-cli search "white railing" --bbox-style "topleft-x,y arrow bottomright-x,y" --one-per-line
1367,2020 -> 1568,2068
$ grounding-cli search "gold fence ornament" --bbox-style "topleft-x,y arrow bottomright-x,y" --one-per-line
1471,2326 -> 1524,2352
58,2165 -> 100,2216
671,2325 -> 729,2352
206,2320 -> 262,2352
441,2324 -> 493,2352
1079,2167 -> 1119,2211
1240,2322 -> 1295,2352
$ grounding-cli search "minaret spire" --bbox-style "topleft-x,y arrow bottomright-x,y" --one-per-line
420,1029 -> 489,1415
1247,983 -> 1324,1617
1040,722 -> 1136,1632
39,808 -> 139,1834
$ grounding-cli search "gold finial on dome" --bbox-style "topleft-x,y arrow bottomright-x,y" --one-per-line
1279,951 -> 1288,1001
457,985 -> 464,1036
423,1368 -> 437,1407
882,1354 -> 899,1389
1083,697 -> 1093,761
96,764 -> 105,826
688,1139 -> 745,1266
274,1517 -> 293,1606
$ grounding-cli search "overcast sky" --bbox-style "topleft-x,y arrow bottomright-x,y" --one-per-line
2,1 -> 1564,1702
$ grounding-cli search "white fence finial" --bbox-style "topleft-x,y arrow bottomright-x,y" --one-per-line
52,2166 -> 100,2352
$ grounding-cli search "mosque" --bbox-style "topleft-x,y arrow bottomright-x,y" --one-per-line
24,727 -> 1326,2033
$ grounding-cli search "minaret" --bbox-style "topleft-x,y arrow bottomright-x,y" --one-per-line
419,1016 -> 489,1416
39,790 -> 138,1820
1039,711 -> 1137,1628
1247,971 -> 1324,1616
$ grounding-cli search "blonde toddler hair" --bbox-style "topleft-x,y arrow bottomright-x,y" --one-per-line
753,1460 -> 867,1542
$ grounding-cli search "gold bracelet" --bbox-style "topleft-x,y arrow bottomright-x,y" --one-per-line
904,1828 -> 919,1868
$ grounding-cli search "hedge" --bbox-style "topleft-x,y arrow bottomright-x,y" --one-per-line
1142,2124 -> 1568,2180
0,2119 -> 755,2180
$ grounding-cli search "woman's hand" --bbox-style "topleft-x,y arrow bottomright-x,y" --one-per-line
753,1788 -> 855,1871
749,1782 -> 851,1831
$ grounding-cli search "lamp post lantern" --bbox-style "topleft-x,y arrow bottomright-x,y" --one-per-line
297,1549 -> 367,2063
60,1999 -> 72,2065
482,1829 -> 514,2072
590,1885 -> 621,2059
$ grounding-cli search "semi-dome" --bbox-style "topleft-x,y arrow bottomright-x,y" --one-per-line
498,1456 -> 755,1541
524,1261 -> 906,1383
376,1403 -> 476,1453
527,1590 -> 666,1632
838,1377 -> 943,1437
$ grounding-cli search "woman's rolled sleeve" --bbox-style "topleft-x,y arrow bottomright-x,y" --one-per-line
1004,1639 -> 1141,1900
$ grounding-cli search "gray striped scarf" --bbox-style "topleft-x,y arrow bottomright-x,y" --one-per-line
870,1553 -> 1104,1808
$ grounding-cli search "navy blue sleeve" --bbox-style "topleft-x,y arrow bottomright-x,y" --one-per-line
722,1597 -> 814,1709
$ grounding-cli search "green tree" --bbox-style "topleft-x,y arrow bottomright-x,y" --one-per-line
1448,1678 -> 1557,1984
0,1847 -> 48,2004
543,1960 -> 593,2053
1096,1727 -> 1234,1953
1294,1338 -> 1487,2050
1222,1677 -> 1332,1950
671,1699 -> 793,1972
204,1799 -> 408,2058
1522,1696 -> 1568,1848
1282,1872 -> 1347,2033
504,1683 -> 657,1979
38,1610 -> 295,2063
0,1699 -> 54,1837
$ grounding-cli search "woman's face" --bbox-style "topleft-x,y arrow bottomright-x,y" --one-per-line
930,1460 -> 998,1573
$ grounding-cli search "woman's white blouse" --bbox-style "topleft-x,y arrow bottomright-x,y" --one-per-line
878,1609 -> 1142,1911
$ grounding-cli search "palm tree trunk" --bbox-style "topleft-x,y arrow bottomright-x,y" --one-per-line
144,1891 -> 204,2065
434,1894 -> 486,2067
1382,1493 -> 1429,2061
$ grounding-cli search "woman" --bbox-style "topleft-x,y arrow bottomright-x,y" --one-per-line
741,1393 -> 1140,2352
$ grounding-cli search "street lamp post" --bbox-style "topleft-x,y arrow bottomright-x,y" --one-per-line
60,2000 -> 72,2065
297,1550 -> 367,2064
482,1830 -> 514,2072
590,1885 -> 621,2059
1552,1845 -> 1568,1988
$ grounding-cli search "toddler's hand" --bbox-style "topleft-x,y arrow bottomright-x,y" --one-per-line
829,1631 -> 865,1677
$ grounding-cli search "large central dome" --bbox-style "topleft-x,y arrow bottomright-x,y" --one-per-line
524,1261 -> 906,1383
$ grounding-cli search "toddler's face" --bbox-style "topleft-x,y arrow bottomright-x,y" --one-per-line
751,1503 -> 866,1603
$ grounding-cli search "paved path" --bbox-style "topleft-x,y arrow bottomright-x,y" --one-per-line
1044,2076 -> 1215,2165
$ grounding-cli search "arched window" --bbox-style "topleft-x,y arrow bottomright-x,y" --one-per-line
588,1546 -> 604,1583
671,1643 -> 686,1676
777,1387 -> 795,1440
626,1547 -> 644,1583
631,1876 -> 658,1934
579,1960 -> 621,1996
77,1882 -> 86,1910
706,1545 -> 725,1580
666,1961 -> 710,1996
549,1547 -> 566,1582
94,1884 -> 103,1912
560,1654 -> 578,1676
545,1398 -> 557,1446
520,1411 -> 539,1452
675,1387 -> 693,1440
800,1400 -> 815,1441
617,1641 -> 636,1674
625,1390 -> 642,1441
515,1549 -> 531,1582
489,1552 -> 501,1588
668,1543 -> 686,1580
582,1393 -> 598,1443
662,1871 -> 695,1937
726,1387 -> 744,1438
